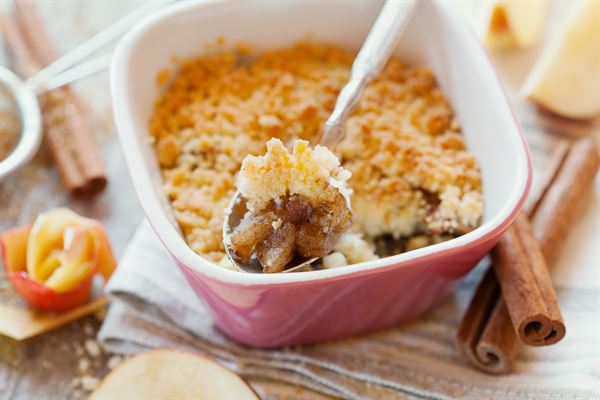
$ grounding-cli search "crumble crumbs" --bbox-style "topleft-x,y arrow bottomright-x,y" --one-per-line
150,42 -> 483,263
238,138 -> 351,212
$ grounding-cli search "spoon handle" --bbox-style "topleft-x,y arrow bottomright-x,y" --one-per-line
320,0 -> 418,148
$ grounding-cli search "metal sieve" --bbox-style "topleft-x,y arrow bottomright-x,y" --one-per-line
0,0 -> 175,180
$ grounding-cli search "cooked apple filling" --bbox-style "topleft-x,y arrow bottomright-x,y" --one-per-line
228,139 -> 354,272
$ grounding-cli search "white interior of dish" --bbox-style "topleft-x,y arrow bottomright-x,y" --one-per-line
111,0 -> 531,285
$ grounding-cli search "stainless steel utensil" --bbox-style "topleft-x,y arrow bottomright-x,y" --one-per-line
224,0 -> 418,273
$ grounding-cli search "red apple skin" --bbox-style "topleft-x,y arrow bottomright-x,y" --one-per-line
1,225 -> 94,312
1,225 -> 30,272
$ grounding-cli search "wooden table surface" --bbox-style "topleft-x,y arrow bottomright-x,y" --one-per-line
0,1 -> 597,399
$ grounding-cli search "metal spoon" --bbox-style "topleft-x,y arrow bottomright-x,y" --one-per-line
223,0 -> 418,273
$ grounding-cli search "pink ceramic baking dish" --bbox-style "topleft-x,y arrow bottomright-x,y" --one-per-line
111,0 -> 531,347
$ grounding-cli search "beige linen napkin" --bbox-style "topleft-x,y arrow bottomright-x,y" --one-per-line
98,209 -> 600,400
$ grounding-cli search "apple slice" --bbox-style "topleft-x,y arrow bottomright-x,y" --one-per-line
1,208 -> 117,311
521,1 -> 600,119
44,226 -> 94,292
91,350 -> 258,400
26,208 -> 83,281
484,0 -> 547,49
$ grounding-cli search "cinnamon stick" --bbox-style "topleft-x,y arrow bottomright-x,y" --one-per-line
0,14 -> 37,77
526,139 -> 571,217
530,138 -> 600,266
13,0 -> 59,67
455,268 -> 517,374
3,3 -> 107,197
492,214 -> 564,346
476,298 -> 520,373
456,137 -> 599,374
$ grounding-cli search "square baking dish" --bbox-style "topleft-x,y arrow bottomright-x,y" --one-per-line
111,0 -> 531,347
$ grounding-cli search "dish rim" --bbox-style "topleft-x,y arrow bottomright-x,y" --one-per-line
111,0 -> 532,286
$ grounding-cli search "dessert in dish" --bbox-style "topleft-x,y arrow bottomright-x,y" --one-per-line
237,138 -> 352,216
227,138 -> 355,272
150,42 -> 483,269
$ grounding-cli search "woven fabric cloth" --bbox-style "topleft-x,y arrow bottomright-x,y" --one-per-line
98,204 -> 599,400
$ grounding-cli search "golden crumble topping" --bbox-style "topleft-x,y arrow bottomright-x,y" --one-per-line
150,42 -> 483,263
229,138 -> 354,272
238,138 -> 351,212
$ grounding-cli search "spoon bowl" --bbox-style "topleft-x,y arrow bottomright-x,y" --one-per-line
222,191 -> 317,273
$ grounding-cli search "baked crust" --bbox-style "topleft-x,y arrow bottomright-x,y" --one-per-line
150,42 -> 483,262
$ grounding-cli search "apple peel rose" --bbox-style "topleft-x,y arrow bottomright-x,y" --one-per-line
0,208 -> 116,312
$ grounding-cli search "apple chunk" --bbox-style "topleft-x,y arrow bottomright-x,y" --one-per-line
484,0 -> 547,49
521,1 -> 600,119
91,350 -> 258,400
